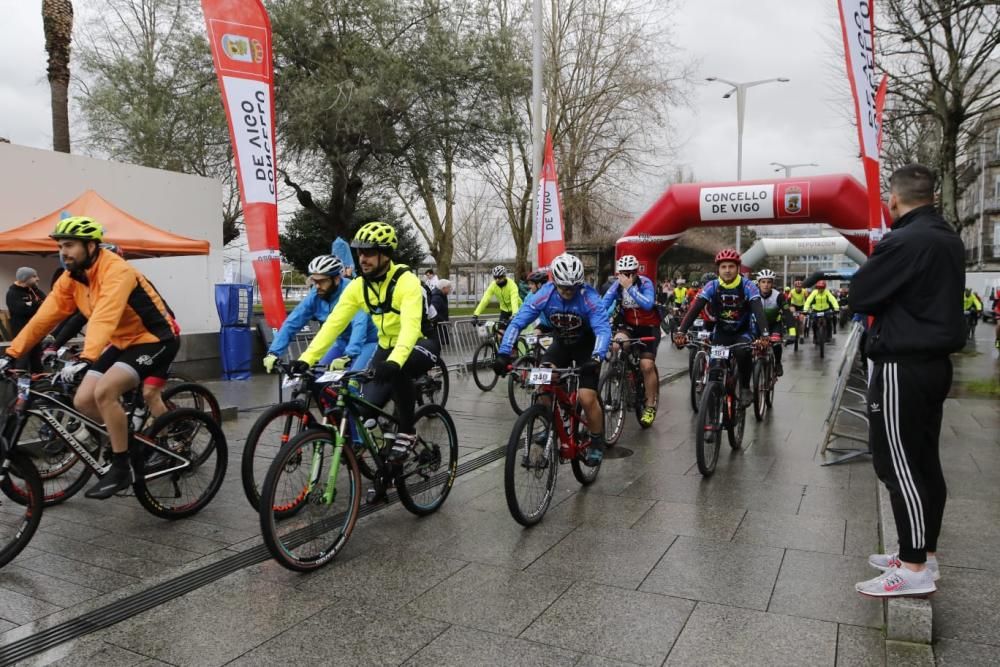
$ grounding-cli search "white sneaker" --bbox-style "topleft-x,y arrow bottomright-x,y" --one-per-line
856,566 -> 936,598
869,552 -> 940,581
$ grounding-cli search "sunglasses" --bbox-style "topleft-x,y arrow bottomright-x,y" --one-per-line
619,271 -> 635,277
357,248 -> 381,258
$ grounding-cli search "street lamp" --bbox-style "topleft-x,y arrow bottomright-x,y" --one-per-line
770,161 -> 818,178
706,76 -> 791,252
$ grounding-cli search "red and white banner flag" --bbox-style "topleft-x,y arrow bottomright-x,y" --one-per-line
837,0 -> 885,254
534,132 -> 566,270
202,0 -> 285,328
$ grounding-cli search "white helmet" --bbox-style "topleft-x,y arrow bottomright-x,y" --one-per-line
676,278 -> 686,286
756,269 -> 776,281
616,255 -> 639,272
550,253 -> 585,287
492,265 -> 507,278
307,255 -> 344,277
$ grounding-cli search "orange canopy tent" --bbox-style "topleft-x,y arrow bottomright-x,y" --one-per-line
0,190 -> 210,259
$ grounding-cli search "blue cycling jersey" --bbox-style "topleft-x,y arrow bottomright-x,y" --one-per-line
696,276 -> 761,338
522,289 -> 554,330
268,277 -> 377,357
500,283 -> 611,358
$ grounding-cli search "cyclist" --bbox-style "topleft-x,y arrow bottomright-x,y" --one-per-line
672,279 -> 688,311
601,254 -> 661,426
787,279 -> 809,340
686,281 -> 699,305
963,287 -> 982,335
525,270 -> 554,335
803,280 -> 840,343
672,249 -> 770,405
290,222 -> 440,464
0,217 -> 179,499
493,253 -> 611,465
754,269 -> 790,376
472,265 -> 522,331
262,255 -> 377,373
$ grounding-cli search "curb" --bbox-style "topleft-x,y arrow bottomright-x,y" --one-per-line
877,483 -> 934,645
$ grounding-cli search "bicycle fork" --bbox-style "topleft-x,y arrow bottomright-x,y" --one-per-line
316,415 -> 349,505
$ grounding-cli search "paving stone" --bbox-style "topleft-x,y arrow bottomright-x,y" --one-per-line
769,549 -> 883,628
544,491 -> 655,528
734,510 -> 846,554
799,484 -> 877,521
619,471 -> 715,504
765,460 -> 851,489
933,638 -> 1000,665
405,625 -> 579,666
665,601 -> 838,666
102,569 -> 331,666
932,566 -> 1000,646
629,501 -> 746,541
229,606 -> 450,666
526,526 -> 674,590
35,516 -> 111,543
0,584 -> 62,624
39,641 -> 153,667
703,479 -> 806,515
844,516 -> 881,558
296,545 -> 468,610
574,655 -> 644,667
639,536 -> 783,611
22,532 -> 157,580
81,532 -> 206,565
405,562 -> 572,636
520,581 -> 694,665
0,565 -> 102,607
885,640 -> 934,666
836,624 -> 885,666
0,618 -> 14,633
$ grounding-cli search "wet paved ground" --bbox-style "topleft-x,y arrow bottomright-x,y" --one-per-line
0,329 -> 997,665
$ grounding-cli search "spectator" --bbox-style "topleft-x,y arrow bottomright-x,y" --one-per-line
5,267 -> 46,371
430,279 -> 451,345
331,236 -> 356,277
423,268 -> 439,290
851,164 -> 965,599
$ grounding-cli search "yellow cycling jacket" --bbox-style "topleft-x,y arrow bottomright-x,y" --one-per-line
299,263 -> 424,367
474,279 -> 521,316
804,289 -> 840,312
788,288 -> 809,307
963,293 -> 982,311
673,286 -> 687,304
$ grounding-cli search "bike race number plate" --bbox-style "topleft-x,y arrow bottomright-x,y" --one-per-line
710,345 -> 729,360
529,368 -> 553,385
316,370 -> 345,383
281,375 -> 300,389
698,330 -> 711,340
694,318 -> 704,327
524,335 -> 538,345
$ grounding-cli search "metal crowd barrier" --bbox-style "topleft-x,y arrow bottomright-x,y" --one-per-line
819,321 -> 871,465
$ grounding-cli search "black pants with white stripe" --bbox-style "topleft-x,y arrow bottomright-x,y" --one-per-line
867,358 -> 952,564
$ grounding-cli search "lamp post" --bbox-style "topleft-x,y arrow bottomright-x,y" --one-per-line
770,161 -> 818,178
706,76 -> 790,252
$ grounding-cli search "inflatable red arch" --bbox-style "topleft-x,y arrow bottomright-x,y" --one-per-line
617,174 -> 883,278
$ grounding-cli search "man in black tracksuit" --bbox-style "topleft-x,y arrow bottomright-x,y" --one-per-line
850,164 -> 965,599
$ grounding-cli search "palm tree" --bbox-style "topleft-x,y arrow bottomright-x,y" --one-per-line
42,0 -> 74,153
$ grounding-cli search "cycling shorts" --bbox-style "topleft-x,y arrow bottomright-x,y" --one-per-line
616,325 -> 660,359
90,338 -> 180,387
541,333 -> 599,391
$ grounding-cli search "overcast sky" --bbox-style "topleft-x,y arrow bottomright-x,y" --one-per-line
0,0 -> 866,222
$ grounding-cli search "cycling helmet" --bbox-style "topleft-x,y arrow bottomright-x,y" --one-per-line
99,242 -> 125,258
691,280 -> 700,288
527,270 -> 549,284
816,280 -> 827,289
616,255 -> 639,272
676,278 -> 686,286
715,248 -> 741,264
550,253 -> 585,287
757,269 -> 776,281
307,254 -> 344,277
701,272 -> 717,283
351,221 -> 397,252
51,216 -> 104,242
492,265 -> 508,279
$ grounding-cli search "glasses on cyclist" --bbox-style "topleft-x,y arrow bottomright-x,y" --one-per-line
357,248 -> 381,258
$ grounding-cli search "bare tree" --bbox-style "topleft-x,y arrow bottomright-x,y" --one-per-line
453,184 -> 505,263
879,0 -> 1000,226
43,0 -> 74,153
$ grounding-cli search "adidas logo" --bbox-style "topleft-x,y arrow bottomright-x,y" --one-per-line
869,402 -> 880,412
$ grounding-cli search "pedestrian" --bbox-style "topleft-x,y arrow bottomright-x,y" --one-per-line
430,279 -> 451,346
850,164 -> 965,598
423,268 -> 439,290
5,267 -> 46,371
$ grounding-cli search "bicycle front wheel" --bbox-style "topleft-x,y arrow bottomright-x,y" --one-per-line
599,363 -> 625,445
11,410 -> 96,506
504,403 -> 558,526
690,351 -> 708,413
259,429 -> 361,572
133,408 -> 227,519
472,341 -> 499,391
695,381 -> 724,476
0,453 -> 44,568
752,360 -> 768,422
396,404 -> 458,516
241,401 -> 313,511
507,356 -> 535,416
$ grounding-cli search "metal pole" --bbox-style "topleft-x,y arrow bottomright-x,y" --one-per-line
529,0 -> 544,270
735,85 -> 745,252
783,254 -> 788,287
979,140 -> 986,267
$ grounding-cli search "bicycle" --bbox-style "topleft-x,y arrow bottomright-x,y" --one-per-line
686,330 -> 712,413
751,334 -> 780,421
241,357 -> 449,512
809,310 -> 834,359
504,365 -> 600,526
965,309 -> 979,342
788,307 -> 805,352
471,320 -> 528,392
599,335 -> 658,444
0,368 -> 228,568
507,331 -> 554,415
692,340 -> 757,477
258,366 -> 458,571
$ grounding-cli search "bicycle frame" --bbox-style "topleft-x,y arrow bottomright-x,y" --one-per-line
531,369 -> 584,462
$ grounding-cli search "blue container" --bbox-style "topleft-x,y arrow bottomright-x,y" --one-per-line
215,284 -> 253,327
215,284 -> 254,380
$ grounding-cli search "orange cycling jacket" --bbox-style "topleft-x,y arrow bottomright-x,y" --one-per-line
8,250 -> 176,363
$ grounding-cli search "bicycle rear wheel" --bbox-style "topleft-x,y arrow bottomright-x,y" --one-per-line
504,403 -> 557,526
690,351 -> 708,413
415,356 -> 450,408
472,341 -> 499,391
396,404 -> 458,516
133,408 -> 227,519
634,364 -> 655,429
241,401 -> 313,511
571,404 -> 600,485
727,392 -> 746,450
162,382 -> 222,425
695,382 -> 723,476
599,362 -> 625,445
507,356 -> 535,416
260,428 -> 361,571
0,453 -> 44,568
